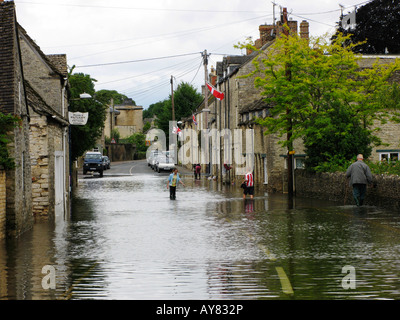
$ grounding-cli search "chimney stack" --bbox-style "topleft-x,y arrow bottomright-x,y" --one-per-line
300,20 -> 309,40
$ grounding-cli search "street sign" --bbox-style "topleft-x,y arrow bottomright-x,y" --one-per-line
68,111 -> 88,125
111,138 -> 116,144
145,140 -> 151,146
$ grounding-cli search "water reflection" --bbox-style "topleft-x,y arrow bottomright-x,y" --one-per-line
1,172 -> 400,300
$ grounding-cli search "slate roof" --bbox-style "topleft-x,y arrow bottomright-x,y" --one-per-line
17,23 -> 66,79
25,80 -> 69,126
0,1 -> 17,114
239,98 -> 271,114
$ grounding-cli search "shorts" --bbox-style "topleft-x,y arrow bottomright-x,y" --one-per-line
244,186 -> 254,195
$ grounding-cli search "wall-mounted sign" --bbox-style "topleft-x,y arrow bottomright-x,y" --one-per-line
68,112 -> 88,125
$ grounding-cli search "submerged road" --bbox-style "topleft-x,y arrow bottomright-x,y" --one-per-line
1,159 -> 400,300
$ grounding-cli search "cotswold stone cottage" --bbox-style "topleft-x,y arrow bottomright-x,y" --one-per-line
182,19 -> 310,192
18,24 -> 70,220
0,0 -> 32,238
0,1 -> 70,238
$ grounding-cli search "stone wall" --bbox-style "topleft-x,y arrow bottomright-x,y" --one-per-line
106,144 -> 136,162
295,169 -> 400,210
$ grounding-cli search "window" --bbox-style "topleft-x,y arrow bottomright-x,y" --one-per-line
378,151 -> 400,162
295,158 -> 305,169
283,156 -> 306,169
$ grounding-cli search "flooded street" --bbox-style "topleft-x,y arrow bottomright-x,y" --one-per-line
1,160 -> 400,300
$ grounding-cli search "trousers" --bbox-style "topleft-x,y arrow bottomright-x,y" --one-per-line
352,183 -> 367,206
169,186 -> 176,200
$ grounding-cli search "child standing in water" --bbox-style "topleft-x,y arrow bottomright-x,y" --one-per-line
167,168 -> 185,200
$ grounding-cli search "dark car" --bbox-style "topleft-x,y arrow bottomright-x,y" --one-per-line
102,156 -> 110,169
83,152 -> 104,177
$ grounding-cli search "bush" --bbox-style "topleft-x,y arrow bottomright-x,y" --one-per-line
311,155 -> 354,173
366,159 -> 400,176
0,113 -> 22,169
313,156 -> 400,176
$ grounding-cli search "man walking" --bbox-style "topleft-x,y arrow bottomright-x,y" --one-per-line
346,154 -> 373,206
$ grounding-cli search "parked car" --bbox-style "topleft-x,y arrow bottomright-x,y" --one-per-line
83,152 -> 104,177
155,155 -> 175,173
102,156 -> 110,169
150,152 -> 161,170
147,150 -> 159,168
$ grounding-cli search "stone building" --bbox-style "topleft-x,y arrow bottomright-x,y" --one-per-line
182,18 -> 309,192
0,0 -> 33,237
182,16 -> 400,194
358,56 -> 400,162
104,98 -> 143,140
18,24 -> 70,221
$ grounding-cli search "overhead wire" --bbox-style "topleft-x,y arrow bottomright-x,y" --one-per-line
110,55 -> 202,90
70,13 -> 272,60
115,56 -> 204,99
17,1 -> 270,13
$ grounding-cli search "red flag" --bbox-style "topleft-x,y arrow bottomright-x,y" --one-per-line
172,126 -> 182,135
206,82 -> 224,100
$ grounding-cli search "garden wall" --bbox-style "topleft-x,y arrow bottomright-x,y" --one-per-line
295,170 -> 400,211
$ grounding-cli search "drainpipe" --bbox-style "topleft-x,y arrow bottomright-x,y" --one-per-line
61,81 -> 68,219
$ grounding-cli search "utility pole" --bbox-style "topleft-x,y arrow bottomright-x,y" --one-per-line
110,98 -> 114,162
202,49 -> 209,116
171,75 -> 175,122
202,49 -> 210,174
283,7 -> 294,197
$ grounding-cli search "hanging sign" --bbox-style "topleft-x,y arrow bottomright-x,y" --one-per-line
68,112 -> 89,125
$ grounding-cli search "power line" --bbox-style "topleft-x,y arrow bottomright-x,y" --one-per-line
17,1 -> 270,14
70,14 -> 272,60
75,52 -> 201,68
109,56 -> 203,96
97,56 -> 201,86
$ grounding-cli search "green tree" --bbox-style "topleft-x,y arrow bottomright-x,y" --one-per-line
69,72 -> 108,160
334,0 -> 400,54
237,32 -> 400,170
0,113 -> 21,169
143,101 -> 164,119
156,82 -> 203,135
95,89 -> 134,106
126,132 -> 146,152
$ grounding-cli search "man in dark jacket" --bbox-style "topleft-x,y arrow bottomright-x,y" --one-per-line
346,154 -> 373,206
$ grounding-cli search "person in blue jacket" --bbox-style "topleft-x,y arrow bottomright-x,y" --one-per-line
167,168 -> 185,200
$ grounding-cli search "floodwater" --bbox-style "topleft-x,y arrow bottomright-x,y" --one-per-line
1,166 -> 400,300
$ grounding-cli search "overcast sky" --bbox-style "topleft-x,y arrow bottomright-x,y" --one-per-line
13,0 -> 369,109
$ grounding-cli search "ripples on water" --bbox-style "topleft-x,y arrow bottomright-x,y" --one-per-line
1,173 -> 400,300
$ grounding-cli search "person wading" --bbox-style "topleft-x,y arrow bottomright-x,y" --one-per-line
167,168 -> 185,200
345,154 -> 373,206
242,169 -> 254,200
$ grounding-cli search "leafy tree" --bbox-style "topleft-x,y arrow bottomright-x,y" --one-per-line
142,121 -> 151,133
334,0 -> 400,54
68,72 -> 108,160
237,32 -> 400,170
95,89 -> 134,106
0,113 -> 22,169
143,101 -> 164,119
126,132 -> 146,153
154,82 -> 203,145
